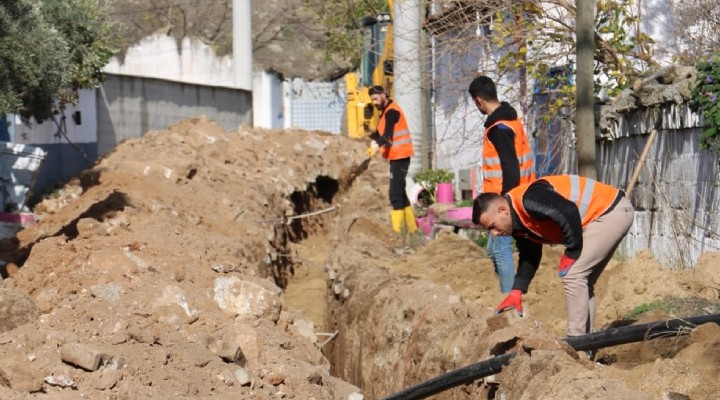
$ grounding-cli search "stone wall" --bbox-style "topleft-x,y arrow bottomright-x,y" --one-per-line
597,66 -> 720,268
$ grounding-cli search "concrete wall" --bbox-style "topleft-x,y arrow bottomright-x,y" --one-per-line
598,103 -> 720,269
9,90 -> 99,196
104,35 -> 235,87
106,33 -> 344,134
97,74 -> 252,156
253,72 -> 285,129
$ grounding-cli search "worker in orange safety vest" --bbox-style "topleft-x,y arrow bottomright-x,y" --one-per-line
468,75 -> 535,293
472,175 -> 634,337
366,85 -> 418,237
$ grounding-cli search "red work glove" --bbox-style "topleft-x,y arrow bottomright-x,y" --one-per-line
495,289 -> 523,316
558,254 -> 577,278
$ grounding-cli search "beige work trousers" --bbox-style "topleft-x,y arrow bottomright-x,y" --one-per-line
561,196 -> 634,336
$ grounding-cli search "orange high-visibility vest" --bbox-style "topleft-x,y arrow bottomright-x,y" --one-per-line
482,118 -> 534,193
379,102 -> 414,160
508,175 -> 621,244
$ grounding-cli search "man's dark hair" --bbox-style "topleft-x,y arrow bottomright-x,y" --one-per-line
472,192 -> 503,224
369,85 -> 386,95
468,76 -> 498,101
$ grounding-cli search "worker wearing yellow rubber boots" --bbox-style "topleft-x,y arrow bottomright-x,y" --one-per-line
366,86 -> 418,248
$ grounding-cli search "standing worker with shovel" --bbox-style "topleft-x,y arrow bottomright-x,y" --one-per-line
366,86 -> 418,238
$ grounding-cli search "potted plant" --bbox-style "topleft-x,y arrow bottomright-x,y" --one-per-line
412,168 -> 455,206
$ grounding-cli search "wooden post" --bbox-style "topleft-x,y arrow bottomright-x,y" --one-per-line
576,0 -> 596,178
626,129 -> 658,196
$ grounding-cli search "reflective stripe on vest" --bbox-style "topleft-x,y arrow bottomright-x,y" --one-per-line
482,118 -> 535,193
508,175 -> 620,244
378,102 -> 415,160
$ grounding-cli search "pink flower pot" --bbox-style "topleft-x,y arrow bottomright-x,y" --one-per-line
435,182 -> 453,204
446,206 -> 473,220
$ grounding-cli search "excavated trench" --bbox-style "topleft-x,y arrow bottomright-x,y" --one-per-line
279,166 -> 720,400
278,168 -> 503,399
267,175 -> 339,289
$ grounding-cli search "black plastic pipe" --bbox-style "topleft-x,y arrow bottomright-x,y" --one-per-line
381,313 -> 720,400
563,313 -> 720,351
379,352 -> 516,400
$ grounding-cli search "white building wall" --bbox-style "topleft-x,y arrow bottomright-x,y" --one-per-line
253,71 -> 284,129
13,89 -> 97,145
431,24 -> 529,194
104,35 -> 235,87
640,0 -> 677,63
432,26 -> 485,174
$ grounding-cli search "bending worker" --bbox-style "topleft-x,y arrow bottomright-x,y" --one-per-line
367,85 -> 417,235
468,76 -> 535,293
472,174 -> 634,336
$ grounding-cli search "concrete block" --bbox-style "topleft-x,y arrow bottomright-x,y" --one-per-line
235,367 -> 251,386
661,391 -> 690,400
60,343 -> 106,371
207,339 -> 246,365
486,309 -> 522,332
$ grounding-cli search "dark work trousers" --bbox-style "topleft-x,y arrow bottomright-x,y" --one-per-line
389,158 -> 411,210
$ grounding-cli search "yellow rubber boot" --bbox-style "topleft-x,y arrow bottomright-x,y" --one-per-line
403,206 -> 418,233
390,210 -> 405,233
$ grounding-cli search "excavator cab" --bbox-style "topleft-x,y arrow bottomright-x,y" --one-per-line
344,5 -> 394,139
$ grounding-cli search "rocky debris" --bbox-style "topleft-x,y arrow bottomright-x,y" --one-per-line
213,275 -> 283,322
598,65 -> 697,137
0,288 -> 39,333
44,374 -> 76,388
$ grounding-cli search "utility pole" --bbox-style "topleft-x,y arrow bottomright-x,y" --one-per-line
576,0 -> 596,178
394,0 -> 423,183
233,0 -> 253,91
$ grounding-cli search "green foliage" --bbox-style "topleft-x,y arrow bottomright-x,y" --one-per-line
412,168 -> 455,205
41,0 -> 116,92
473,230 -> 488,249
302,0 -> 388,67
689,55 -> 720,156
493,0 -> 654,116
624,296 -> 720,320
455,199 -> 474,207
624,299 -> 663,319
0,0 -> 116,122
0,1 -> 67,120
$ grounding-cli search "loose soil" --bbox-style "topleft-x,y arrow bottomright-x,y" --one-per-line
0,118 -> 718,399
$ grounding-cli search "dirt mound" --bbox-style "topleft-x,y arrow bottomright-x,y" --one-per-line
1,118 -> 367,398
1,118 -> 719,399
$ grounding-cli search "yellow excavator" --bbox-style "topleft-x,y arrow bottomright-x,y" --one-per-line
343,0 -> 394,139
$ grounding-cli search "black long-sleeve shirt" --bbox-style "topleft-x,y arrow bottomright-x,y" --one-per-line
371,101 -> 399,148
508,179 -> 584,292
484,102 -> 521,195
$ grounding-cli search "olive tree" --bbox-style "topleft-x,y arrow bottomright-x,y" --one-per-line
0,0 -> 115,123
